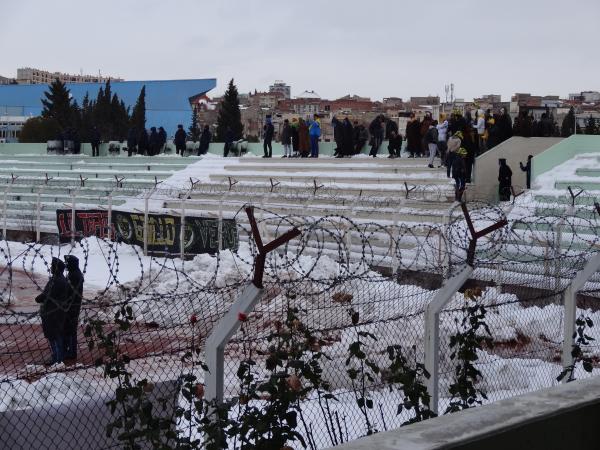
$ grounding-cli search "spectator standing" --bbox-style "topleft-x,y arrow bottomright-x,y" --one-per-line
437,115 -> 449,166
158,127 -> 167,153
451,147 -> 468,202
387,131 -> 403,158
174,124 -> 187,156
520,154 -> 533,189
368,115 -> 384,157
354,122 -> 368,154
148,127 -> 161,156
474,110 -> 486,154
341,117 -> 354,157
291,118 -> 300,157
309,114 -> 321,158
497,107 -> 513,143
35,257 -> 68,365
90,126 -> 100,157
332,116 -> 344,157
224,126 -> 234,157
406,114 -> 421,157
420,111 -> 433,156
280,119 -> 292,158
498,158 -> 513,201
298,118 -> 310,157
463,126 -> 476,183
138,128 -> 149,156
126,126 -> 137,157
425,120 -> 439,168
63,255 -> 84,361
263,116 -> 274,158
198,125 -> 211,156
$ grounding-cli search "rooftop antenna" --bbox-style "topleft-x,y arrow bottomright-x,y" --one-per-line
451,83 -> 455,105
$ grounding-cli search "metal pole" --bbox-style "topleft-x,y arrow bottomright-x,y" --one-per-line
70,192 -> 76,247
561,252 -> 600,380
180,196 -> 185,261
205,283 -> 264,405
36,192 -> 41,242
107,192 -> 113,241
424,265 -> 474,414
144,192 -> 150,256
2,186 -> 8,240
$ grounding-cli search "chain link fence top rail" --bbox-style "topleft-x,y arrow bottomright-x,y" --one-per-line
0,198 -> 600,448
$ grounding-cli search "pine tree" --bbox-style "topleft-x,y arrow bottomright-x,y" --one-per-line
561,107 -> 577,137
41,78 -> 74,130
79,93 -> 93,141
130,85 -> 146,132
188,106 -> 200,142
216,79 -> 244,141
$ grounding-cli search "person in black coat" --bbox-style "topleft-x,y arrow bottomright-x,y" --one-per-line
138,128 -> 149,156
368,115 -> 385,157
126,127 -> 137,157
385,118 -> 399,140
387,131 -> 403,158
520,154 -> 533,189
498,158 -> 513,201
263,117 -> 274,158
63,255 -> 84,361
405,114 -> 421,157
174,124 -> 187,156
291,119 -> 300,157
35,257 -> 69,365
341,117 -> 354,157
90,126 -> 101,157
332,117 -> 344,157
224,127 -> 234,157
158,126 -> 167,151
198,125 -> 211,156
148,127 -> 161,156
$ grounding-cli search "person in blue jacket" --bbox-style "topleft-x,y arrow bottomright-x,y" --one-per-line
309,114 -> 321,158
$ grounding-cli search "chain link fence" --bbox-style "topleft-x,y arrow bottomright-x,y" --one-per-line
0,197 -> 599,448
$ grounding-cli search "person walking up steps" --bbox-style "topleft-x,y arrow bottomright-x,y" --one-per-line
174,124 -> 187,156
426,120 -> 439,168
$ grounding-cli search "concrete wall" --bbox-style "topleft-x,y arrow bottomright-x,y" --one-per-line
473,137 -> 563,202
329,375 -> 600,450
531,135 -> 600,181
0,140 -> 376,158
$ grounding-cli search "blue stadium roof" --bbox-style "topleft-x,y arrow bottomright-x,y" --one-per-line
0,78 -> 217,136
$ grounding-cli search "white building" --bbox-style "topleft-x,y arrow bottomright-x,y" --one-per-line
268,80 -> 291,99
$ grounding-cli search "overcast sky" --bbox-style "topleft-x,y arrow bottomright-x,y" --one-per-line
2,0 -> 598,102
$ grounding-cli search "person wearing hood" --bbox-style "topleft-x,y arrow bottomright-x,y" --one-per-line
368,115 -> 385,157
332,116 -> 344,157
291,118 -> 300,157
280,119 -> 292,158
405,113 -> 421,157
63,255 -> 84,361
452,146 -> 468,202
446,131 -> 463,178
298,118 -> 310,157
158,126 -> 168,152
474,109 -> 487,154
148,127 -> 161,156
520,154 -> 533,189
35,257 -> 69,365
309,114 -> 321,158
437,115 -> 449,166
137,128 -> 149,156
341,117 -> 354,157
498,158 -> 513,201
198,125 -> 212,156
174,124 -> 187,156
425,120 -> 439,168
263,116 -> 274,158
387,130 -> 403,158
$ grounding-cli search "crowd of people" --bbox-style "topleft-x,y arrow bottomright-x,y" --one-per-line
35,256 -> 84,365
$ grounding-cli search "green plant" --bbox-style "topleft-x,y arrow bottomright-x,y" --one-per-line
445,288 -> 492,414
557,314 -> 595,383
386,344 -> 436,425
345,308 -> 380,436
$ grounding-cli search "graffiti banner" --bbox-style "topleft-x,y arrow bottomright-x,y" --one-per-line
56,209 -> 238,255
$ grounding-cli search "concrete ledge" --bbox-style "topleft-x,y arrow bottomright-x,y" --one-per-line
329,376 -> 600,450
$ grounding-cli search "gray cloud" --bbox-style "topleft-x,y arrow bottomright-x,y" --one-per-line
1,0 -> 598,101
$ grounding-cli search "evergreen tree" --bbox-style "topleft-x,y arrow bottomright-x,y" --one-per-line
19,116 -> 62,143
216,79 -> 244,141
561,107 -> 577,137
41,79 -> 74,130
585,115 -> 598,135
188,106 -> 200,142
79,93 -> 93,142
130,85 -> 146,132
